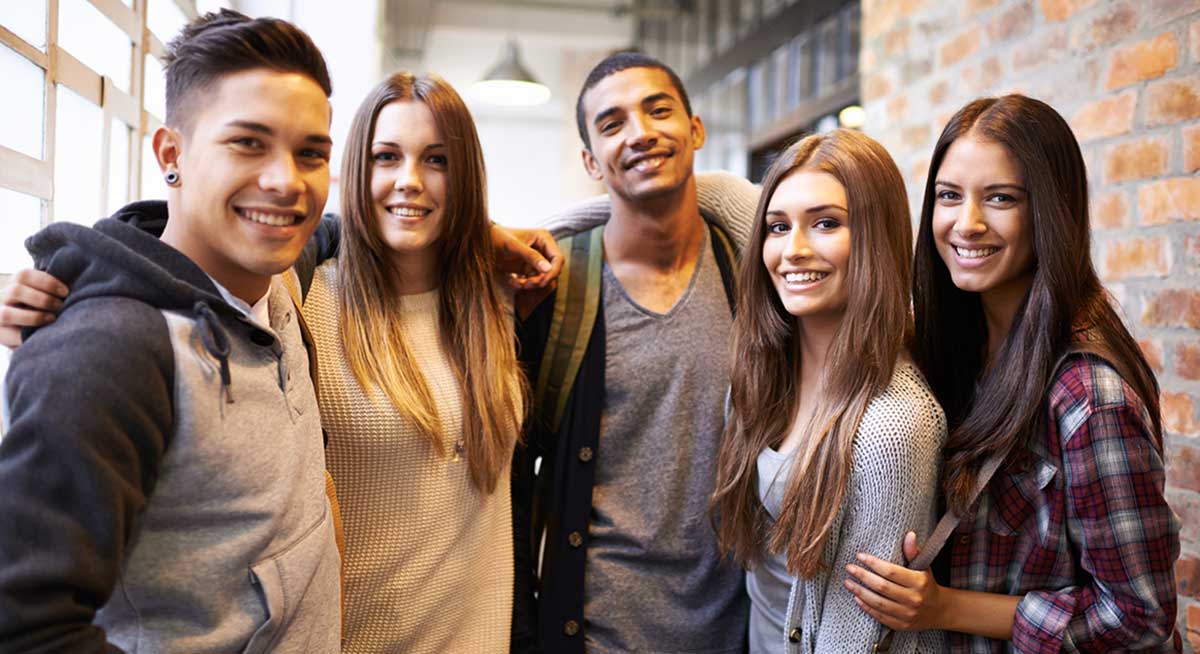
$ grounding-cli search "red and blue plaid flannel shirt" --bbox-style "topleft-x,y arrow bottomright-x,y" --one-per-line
947,355 -> 1181,653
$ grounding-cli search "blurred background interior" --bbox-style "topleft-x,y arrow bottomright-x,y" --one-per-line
0,1 -> 1198,648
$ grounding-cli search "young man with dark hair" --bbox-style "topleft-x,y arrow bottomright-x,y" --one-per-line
0,10 -> 342,652
513,52 -> 760,653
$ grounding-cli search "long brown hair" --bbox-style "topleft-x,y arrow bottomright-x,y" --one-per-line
336,72 -> 526,494
912,95 -> 1162,514
712,129 -> 914,577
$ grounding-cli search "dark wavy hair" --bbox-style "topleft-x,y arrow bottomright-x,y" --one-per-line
163,9 -> 331,132
912,95 -> 1162,513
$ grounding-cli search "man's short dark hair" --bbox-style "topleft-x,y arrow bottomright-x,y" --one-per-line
574,51 -> 692,151
163,9 -> 332,132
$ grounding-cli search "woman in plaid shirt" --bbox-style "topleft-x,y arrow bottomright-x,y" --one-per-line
843,94 -> 1182,652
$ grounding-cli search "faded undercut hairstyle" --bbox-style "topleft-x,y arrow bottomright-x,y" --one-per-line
337,72 -> 526,494
712,129 -> 914,578
913,95 -> 1162,514
162,9 -> 331,133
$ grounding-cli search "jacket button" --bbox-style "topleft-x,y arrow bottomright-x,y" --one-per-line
578,446 -> 593,462
788,627 -> 801,643
568,531 -> 583,548
563,619 -> 580,636
250,330 -> 273,346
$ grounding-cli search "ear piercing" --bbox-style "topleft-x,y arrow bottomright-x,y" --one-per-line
164,170 -> 180,186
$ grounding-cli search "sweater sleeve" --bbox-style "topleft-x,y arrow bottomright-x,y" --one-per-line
813,370 -> 947,654
536,171 -> 760,244
0,297 -> 174,653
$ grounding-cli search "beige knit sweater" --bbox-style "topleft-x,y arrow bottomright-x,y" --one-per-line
304,261 -> 513,654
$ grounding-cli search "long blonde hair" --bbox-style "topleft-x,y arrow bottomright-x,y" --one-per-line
336,72 -> 526,494
711,129 -> 913,577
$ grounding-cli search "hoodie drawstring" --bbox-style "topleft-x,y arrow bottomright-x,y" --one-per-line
194,301 -> 234,404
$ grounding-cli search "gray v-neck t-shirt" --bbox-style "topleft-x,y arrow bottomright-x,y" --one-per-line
583,230 -> 749,654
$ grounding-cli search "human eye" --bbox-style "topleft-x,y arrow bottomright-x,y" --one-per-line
813,217 -> 841,230
599,119 -> 622,134
427,153 -> 448,167
650,105 -> 672,117
767,221 -> 789,235
300,147 -> 330,163
987,192 -> 1018,204
935,189 -> 961,202
229,136 -> 263,150
372,151 -> 397,163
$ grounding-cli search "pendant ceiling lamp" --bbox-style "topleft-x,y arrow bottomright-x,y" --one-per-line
471,40 -> 551,107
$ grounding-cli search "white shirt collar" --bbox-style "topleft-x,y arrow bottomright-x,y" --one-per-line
205,274 -> 271,327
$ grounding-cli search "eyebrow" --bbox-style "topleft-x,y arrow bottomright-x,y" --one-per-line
765,204 -> 847,218
592,92 -> 678,128
935,180 -> 1026,193
371,141 -> 446,151
225,120 -> 332,146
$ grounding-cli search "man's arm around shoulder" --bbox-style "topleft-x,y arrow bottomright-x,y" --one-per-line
0,297 -> 174,653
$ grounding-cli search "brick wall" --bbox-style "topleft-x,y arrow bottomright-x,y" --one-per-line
858,0 -> 1200,648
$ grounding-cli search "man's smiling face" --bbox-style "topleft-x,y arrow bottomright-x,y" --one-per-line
579,67 -> 705,204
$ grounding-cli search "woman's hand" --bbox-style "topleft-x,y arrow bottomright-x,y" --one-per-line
0,269 -> 68,348
844,531 -> 945,631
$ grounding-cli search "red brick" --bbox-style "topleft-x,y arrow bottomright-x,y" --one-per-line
1169,442 -> 1200,491
1014,27 -> 1068,71
987,1 -> 1034,44
929,80 -> 950,106
1178,341 -> 1200,381
1092,190 -> 1130,229
885,26 -> 911,57
902,125 -> 930,149
1103,137 -> 1169,183
1138,338 -> 1165,374
1192,20 -> 1200,63
1071,2 -> 1138,51
1163,392 -> 1200,437
1186,125 -> 1200,173
887,94 -> 909,118
1070,91 -> 1137,142
1143,289 -> 1200,329
1039,0 -> 1094,21
864,1 -> 901,39
1139,178 -> 1200,225
1106,32 -> 1181,90
964,0 -> 1003,17
1186,235 -> 1200,274
1188,603 -> 1200,651
940,27 -> 982,67
1144,0 -> 1199,29
1144,75 -> 1200,126
864,72 -> 893,102
1101,236 -> 1171,280
899,0 -> 930,17
1181,556 -> 1200,597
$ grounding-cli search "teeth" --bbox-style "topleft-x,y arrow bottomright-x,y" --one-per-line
242,209 -> 297,226
389,207 -> 429,217
955,246 -> 999,259
632,155 -> 665,171
784,271 -> 828,283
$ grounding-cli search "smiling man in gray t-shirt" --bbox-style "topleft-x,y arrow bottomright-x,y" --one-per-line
512,51 -> 759,654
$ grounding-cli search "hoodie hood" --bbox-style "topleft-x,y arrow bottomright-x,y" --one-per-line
25,200 -> 227,316
24,200 -> 253,402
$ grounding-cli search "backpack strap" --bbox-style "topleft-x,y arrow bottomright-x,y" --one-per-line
707,220 -> 740,315
532,226 -> 605,434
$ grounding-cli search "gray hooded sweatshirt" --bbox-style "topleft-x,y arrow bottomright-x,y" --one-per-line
0,201 -> 341,653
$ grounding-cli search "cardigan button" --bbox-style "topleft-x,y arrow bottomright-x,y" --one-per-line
578,446 -> 593,462
568,531 -> 584,548
788,627 -> 801,643
564,620 -> 580,636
